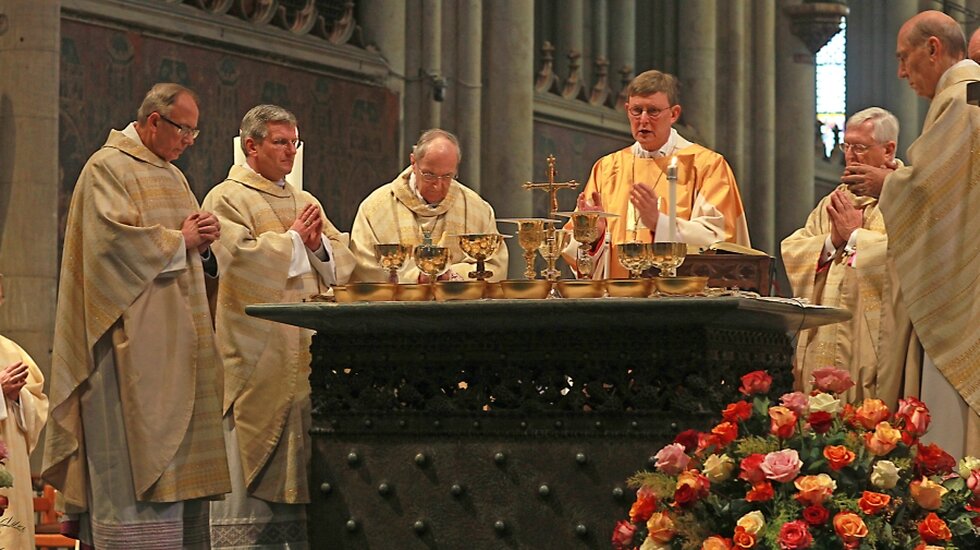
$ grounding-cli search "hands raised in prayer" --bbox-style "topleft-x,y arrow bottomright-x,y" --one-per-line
182,211 -> 221,253
290,203 -> 323,251
827,189 -> 864,249
0,361 -> 28,402
840,159 -> 898,199
576,191 -> 607,244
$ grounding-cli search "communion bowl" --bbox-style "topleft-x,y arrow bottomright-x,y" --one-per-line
484,281 -> 505,299
395,283 -> 432,302
606,278 -> 652,298
556,280 -> 606,299
433,280 -> 487,301
332,285 -> 353,303
652,275 -> 708,296
456,233 -> 504,260
346,282 -> 397,302
500,279 -> 552,300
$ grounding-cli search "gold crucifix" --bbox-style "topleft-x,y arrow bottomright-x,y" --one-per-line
523,155 -> 579,218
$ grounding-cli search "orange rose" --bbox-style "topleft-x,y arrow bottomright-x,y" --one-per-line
794,474 -> 837,506
732,526 -> 757,549
917,512 -> 952,543
910,478 -> 948,510
701,535 -> 733,550
647,512 -> 676,544
823,445 -> 856,471
833,511 -> 868,548
768,406 -> 798,439
711,421 -> 739,447
864,421 -> 902,456
857,491 -> 891,515
855,398 -> 891,430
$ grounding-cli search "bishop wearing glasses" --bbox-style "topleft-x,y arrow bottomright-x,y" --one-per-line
349,128 -> 508,283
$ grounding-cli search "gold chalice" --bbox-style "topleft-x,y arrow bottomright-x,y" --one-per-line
414,244 -> 450,285
615,242 -> 651,279
650,242 -> 687,278
498,218 -> 555,280
557,211 -> 618,278
538,229 -> 571,281
455,233 -> 505,281
374,243 -> 413,284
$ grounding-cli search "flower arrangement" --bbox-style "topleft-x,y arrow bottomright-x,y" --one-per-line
612,367 -> 980,549
0,439 -> 10,513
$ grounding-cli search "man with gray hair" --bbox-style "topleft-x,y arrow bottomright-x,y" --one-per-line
202,104 -> 354,548
349,128 -> 507,282
782,107 -> 901,405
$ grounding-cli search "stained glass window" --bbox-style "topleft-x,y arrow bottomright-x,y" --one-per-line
816,21 -> 846,159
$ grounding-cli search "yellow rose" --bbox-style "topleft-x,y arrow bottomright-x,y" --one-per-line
870,460 -> 900,489
794,473 -> 837,505
736,510 -> 765,534
864,421 -> 902,456
647,512 -> 676,544
958,456 -> 980,478
703,454 -> 736,483
910,478 -> 948,510
808,392 -> 841,414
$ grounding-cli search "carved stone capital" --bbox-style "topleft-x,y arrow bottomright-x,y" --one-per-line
783,2 -> 849,55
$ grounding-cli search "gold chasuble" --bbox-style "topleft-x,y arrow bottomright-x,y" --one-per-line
0,336 -> 48,549
564,145 -> 750,279
202,165 -> 355,503
879,62 -> 980,454
42,130 -> 230,508
350,167 -> 508,282
781,187 -> 898,406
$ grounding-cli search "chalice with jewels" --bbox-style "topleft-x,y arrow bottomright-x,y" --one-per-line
414,244 -> 450,285
374,243 -> 413,284
499,218 -> 555,280
456,233 -> 506,281
558,211 -> 617,278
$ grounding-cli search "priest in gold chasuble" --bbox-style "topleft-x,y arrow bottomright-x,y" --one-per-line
879,11 -> 980,459
203,105 -> 354,549
782,107 -> 902,406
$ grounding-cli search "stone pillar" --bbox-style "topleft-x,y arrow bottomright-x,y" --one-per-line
422,0 -> 442,129
678,0 -> 717,147
593,0 -> 608,62
717,1 -> 749,195
457,0 -> 482,190
608,0 -> 636,86
750,0 -> 777,255
483,0 -> 534,277
0,0 -> 60,371
555,0 -> 585,82
359,0 -> 407,158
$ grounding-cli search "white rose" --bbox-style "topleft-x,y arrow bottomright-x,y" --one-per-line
808,392 -> 841,414
871,460 -> 900,489
703,454 -> 736,483
958,456 -> 980,478
736,510 -> 765,534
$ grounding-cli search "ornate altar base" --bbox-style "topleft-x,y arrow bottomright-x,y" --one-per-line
247,297 -> 848,548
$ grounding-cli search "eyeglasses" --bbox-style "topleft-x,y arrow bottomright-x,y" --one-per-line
627,105 -> 671,119
269,138 -> 303,149
158,113 -> 200,139
838,142 -> 873,154
418,171 -> 455,183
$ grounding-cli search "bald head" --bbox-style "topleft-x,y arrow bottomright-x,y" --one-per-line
897,10 -> 967,99
970,28 -> 980,63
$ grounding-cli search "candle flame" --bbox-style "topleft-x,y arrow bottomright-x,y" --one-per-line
668,156 -> 677,169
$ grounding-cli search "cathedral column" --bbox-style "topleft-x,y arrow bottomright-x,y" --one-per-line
422,0 -> 443,129
555,0 -> 585,83
483,0 -> 534,277
608,0 -> 636,88
750,0 -> 777,255
717,1 -> 749,201
677,0 -> 717,148
359,0 -> 407,156
0,0 -> 60,372
456,0 -> 482,190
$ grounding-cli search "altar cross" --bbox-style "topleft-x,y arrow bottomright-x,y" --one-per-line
523,155 -> 578,218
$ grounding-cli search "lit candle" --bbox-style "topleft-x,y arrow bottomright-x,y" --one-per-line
667,156 -> 677,242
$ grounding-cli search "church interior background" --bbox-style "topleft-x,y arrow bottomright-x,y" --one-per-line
1,0 -> 979,482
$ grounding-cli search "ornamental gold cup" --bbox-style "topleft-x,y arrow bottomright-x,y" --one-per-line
456,233 -> 505,281
538,229 -> 571,281
374,243 -> 413,284
414,244 -> 450,283
615,242 -> 652,279
556,211 -> 617,278
650,242 -> 687,278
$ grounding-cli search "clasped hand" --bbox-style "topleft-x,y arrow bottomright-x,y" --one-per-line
0,361 -> 28,402
826,189 -> 864,249
840,160 -> 897,199
289,204 -> 323,251
182,212 -> 221,253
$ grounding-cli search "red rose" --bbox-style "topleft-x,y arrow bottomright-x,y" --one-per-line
674,429 -> 701,453
807,411 -> 833,434
917,512 -> 952,543
739,370 -> 772,396
739,454 -> 767,484
611,519 -> 636,550
915,443 -> 956,476
711,421 -> 739,446
746,481 -> 774,502
629,486 -> 658,523
802,504 -> 829,526
722,401 -> 753,423
777,520 -> 813,549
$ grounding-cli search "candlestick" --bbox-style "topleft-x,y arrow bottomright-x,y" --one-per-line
667,156 -> 677,242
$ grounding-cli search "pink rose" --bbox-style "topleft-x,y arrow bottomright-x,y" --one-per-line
966,469 -> 980,495
760,449 -> 803,483
810,366 -> 855,394
780,392 -> 809,416
654,442 -> 691,475
897,396 -> 931,436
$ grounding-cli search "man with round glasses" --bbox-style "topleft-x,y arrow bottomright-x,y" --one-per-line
564,69 -> 750,279
43,82 -> 231,549
349,128 -> 508,282
201,104 -> 355,548
782,107 -> 901,406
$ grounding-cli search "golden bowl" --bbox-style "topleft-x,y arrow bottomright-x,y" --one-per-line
652,276 -> 708,296
346,282 -> 397,302
606,278 -> 652,298
556,280 -> 606,299
500,279 -> 552,300
395,283 -> 432,301
332,286 -> 353,303
484,281 -> 505,299
433,280 -> 486,301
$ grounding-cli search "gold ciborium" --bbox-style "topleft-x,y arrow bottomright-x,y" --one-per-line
557,211 -> 617,278
374,243 -> 413,284
456,233 -> 505,281
498,218 -> 555,280
650,242 -> 687,278
538,229 -> 571,281
615,242 -> 652,279
414,244 -> 450,284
